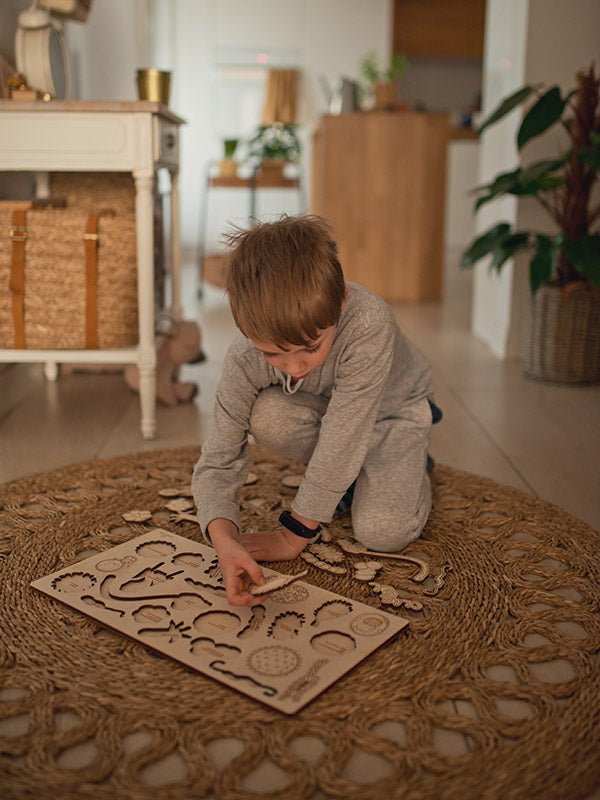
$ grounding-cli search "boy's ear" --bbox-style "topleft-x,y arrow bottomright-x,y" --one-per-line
341,287 -> 349,311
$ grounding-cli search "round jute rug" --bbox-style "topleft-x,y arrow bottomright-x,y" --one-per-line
0,446 -> 599,800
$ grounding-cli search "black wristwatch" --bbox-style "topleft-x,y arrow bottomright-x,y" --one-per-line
279,510 -> 322,540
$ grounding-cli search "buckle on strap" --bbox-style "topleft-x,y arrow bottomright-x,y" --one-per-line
10,226 -> 28,242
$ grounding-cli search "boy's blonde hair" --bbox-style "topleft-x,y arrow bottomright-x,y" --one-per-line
223,215 -> 346,347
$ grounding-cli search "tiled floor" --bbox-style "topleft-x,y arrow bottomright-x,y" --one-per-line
1,251 -> 599,531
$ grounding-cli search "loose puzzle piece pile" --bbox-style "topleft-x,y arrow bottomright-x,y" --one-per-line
31,529 -> 409,714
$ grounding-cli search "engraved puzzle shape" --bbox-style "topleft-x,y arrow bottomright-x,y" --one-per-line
31,529 -> 408,714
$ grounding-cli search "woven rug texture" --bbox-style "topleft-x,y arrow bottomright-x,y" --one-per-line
0,445 -> 599,800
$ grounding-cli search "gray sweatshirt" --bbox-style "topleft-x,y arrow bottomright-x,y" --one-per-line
192,282 -> 433,534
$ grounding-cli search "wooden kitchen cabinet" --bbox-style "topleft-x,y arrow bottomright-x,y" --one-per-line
393,0 -> 486,58
311,112 -> 449,302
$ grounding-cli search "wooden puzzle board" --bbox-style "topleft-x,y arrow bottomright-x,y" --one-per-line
31,529 -> 409,714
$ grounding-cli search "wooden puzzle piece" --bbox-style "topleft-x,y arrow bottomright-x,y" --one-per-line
369,582 -> 424,611
281,474 -> 303,488
122,510 -> 153,523
158,487 -> 194,498
248,569 -> 308,596
308,542 -> 345,564
352,560 -> 383,581
243,494 -> 282,512
165,498 -> 194,513
423,563 -> 453,596
301,551 -> 346,574
268,582 -> 311,604
169,511 -> 200,525
337,539 -> 429,581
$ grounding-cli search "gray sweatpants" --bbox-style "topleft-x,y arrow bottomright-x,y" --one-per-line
249,387 -> 432,552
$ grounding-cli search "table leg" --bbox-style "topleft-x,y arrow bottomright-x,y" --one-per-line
169,168 -> 182,320
43,361 -> 58,381
134,171 -> 157,440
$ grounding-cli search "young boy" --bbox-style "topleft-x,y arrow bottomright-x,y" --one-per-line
192,215 -> 439,607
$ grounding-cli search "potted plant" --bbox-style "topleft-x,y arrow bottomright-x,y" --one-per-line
360,50 -> 407,110
461,64 -> 600,383
246,123 -> 301,178
219,138 -> 239,178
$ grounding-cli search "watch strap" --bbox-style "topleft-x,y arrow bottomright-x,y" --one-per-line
279,510 -> 321,540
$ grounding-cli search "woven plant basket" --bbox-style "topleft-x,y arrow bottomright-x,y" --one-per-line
522,281 -> 600,383
0,173 -> 138,350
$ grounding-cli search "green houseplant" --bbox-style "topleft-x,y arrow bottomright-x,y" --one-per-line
219,138 -> 239,177
247,123 -> 301,165
360,50 -> 407,110
461,64 -> 600,383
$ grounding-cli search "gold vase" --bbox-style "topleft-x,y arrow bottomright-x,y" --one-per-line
136,69 -> 171,105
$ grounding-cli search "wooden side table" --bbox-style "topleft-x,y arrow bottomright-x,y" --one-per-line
0,100 -> 185,439
198,161 -> 305,289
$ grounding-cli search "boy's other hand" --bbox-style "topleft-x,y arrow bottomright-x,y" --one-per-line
240,528 -> 308,562
208,519 -> 268,607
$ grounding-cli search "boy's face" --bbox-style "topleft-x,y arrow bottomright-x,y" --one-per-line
252,324 -> 337,380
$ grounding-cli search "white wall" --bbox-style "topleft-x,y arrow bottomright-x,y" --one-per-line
472,0 -> 600,359
445,140 -> 480,251
160,0 -> 391,261
66,0 -> 150,101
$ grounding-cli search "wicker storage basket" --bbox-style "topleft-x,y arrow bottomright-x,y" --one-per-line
50,172 -> 135,216
522,282 -> 600,383
0,173 -> 138,350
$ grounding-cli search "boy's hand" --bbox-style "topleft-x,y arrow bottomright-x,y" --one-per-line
208,519 -> 269,607
240,528 -> 309,562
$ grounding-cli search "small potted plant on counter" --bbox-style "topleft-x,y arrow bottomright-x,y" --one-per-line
461,64 -> 600,383
360,50 -> 407,111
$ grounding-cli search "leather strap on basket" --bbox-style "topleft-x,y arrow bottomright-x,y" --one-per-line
9,209 -> 27,349
84,208 -> 116,349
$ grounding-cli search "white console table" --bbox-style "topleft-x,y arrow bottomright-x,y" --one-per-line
0,100 -> 185,439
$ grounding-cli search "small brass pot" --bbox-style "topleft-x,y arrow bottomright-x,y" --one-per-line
136,68 -> 171,105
